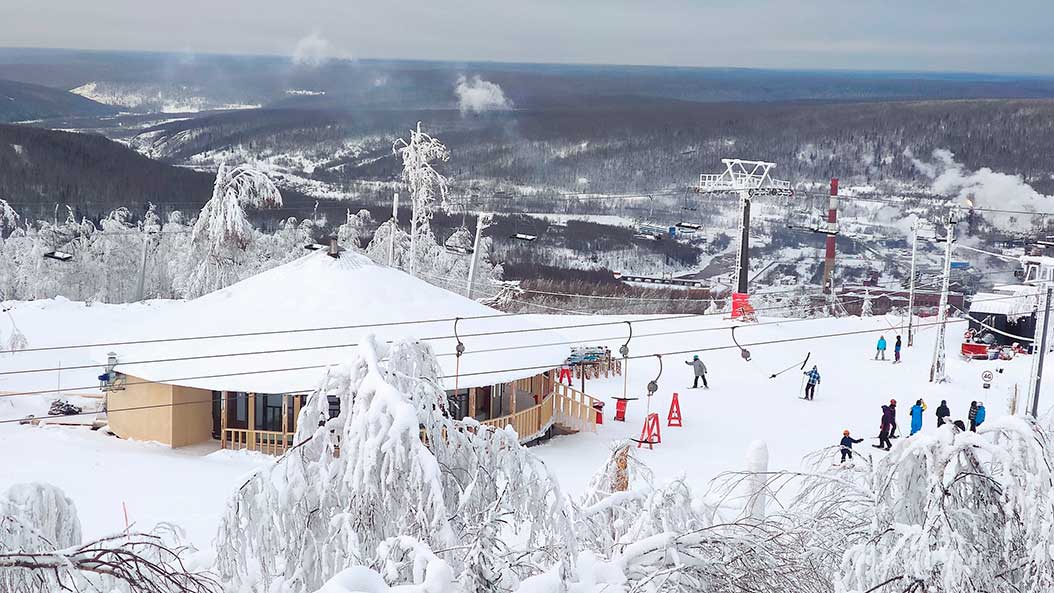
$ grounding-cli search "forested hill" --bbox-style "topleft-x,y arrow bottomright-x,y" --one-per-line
0,124 -> 314,220
0,79 -> 116,123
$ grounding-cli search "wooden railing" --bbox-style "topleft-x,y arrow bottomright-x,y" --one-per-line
481,394 -> 556,443
480,381 -> 600,443
223,428 -> 292,455
553,381 -> 600,433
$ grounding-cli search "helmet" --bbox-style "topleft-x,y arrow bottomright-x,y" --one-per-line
890,399 -> 897,405
843,429 -> 850,436
693,355 -> 699,360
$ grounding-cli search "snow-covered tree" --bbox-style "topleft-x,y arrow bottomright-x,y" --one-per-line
393,123 -> 450,278
181,164 -> 281,297
337,208 -> 375,250
860,288 -> 874,317
0,482 -> 215,593
216,338 -> 575,593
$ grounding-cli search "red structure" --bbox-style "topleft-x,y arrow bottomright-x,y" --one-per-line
612,397 -> 637,422
637,413 -> 662,449
731,292 -> 755,319
667,393 -> 683,427
558,367 -> 573,385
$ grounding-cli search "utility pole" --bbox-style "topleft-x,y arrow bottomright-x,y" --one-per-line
929,209 -> 959,383
696,159 -> 791,319
388,192 -> 399,267
1029,286 -> 1052,417
822,178 -> 838,294
906,220 -> 921,347
465,213 -> 492,299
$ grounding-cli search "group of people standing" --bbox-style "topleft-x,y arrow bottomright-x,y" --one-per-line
841,398 -> 989,460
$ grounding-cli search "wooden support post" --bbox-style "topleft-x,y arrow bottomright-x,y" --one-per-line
281,394 -> 290,451
469,388 -> 477,421
247,393 -> 256,452
220,391 -> 228,449
510,382 -> 517,416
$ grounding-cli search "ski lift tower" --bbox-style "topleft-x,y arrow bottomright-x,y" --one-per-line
696,159 -> 792,318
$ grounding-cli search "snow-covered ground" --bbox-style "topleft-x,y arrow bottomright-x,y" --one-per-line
0,300 -> 1039,552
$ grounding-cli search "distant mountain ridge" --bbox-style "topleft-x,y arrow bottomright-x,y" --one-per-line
0,78 -> 116,122
0,124 -> 314,220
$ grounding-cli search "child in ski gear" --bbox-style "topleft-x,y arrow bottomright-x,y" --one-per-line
840,429 -> 863,462
875,335 -> 887,360
974,402 -> 986,430
877,405 -> 894,450
909,399 -> 926,435
936,400 -> 950,426
888,399 -> 900,437
685,355 -> 708,389
894,335 -> 902,363
803,365 -> 820,400
968,401 -> 979,431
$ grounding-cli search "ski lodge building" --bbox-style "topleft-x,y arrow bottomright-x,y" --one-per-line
103,249 -> 599,453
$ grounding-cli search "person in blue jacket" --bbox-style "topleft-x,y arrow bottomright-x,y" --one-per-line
973,401 -> 986,431
894,335 -> 903,364
840,429 -> 863,463
909,399 -> 926,435
875,335 -> 887,360
803,365 -> 821,400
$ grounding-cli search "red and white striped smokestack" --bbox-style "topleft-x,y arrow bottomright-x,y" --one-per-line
822,178 -> 838,293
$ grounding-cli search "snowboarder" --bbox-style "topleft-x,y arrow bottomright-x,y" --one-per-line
909,399 -> 926,435
875,335 -> 887,360
685,355 -> 708,389
803,365 -> 821,400
936,400 -> 950,426
875,404 -> 894,450
893,335 -> 902,364
840,429 -> 863,463
888,399 -> 900,438
968,401 -> 979,431
974,401 -> 986,431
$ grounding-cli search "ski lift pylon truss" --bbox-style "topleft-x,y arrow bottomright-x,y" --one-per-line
696,159 -> 791,196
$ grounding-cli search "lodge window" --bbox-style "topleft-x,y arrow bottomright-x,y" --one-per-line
255,394 -> 285,432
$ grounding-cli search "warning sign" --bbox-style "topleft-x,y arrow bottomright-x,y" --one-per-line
982,371 -> 994,382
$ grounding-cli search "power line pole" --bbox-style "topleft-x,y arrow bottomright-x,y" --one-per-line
822,178 -> 838,294
906,220 -> 921,347
388,192 -> 399,267
1029,286 -> 1052,417
930,209 -> 959,383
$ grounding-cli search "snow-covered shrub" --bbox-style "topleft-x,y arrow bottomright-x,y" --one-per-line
216,338 -> 575,593
834,418 -> 1054,592
0,483 -> 82,592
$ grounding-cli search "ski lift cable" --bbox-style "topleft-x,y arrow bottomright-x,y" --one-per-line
0,314 -> 975,424
0,307 -> 840,384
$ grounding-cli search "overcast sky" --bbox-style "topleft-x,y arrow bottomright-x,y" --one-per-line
3,0 -> 1053,75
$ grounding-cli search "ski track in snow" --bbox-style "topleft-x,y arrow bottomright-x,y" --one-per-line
0,301 -> 1037,550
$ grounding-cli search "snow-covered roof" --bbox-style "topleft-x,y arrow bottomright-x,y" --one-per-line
969,292 -> 1037,319
111,251 -> 571,393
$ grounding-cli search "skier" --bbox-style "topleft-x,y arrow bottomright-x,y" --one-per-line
888,399 -> 900,438
893,335 -> 903,364
974,401 -> 986,431
803,365 -> 821,400
935,400 -> 951,426
875,335 -> 887,361
840,429 -> 863,463
685,355 -> 708,389
968,401 -> 979,431
875,404 -> 894,450
909,399 -> 926,435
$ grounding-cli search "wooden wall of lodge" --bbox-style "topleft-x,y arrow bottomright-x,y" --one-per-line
220,371 -> 597,454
